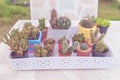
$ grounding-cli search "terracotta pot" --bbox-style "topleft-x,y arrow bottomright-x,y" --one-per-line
76,46 -> 91,56
58,39 -> 69,50
10,51 -> 28,59
58,49 -> 72,57
42,27 -> 48,41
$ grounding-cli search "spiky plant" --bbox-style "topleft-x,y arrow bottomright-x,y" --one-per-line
39,18 -> 45,31
72,33 -> 85,43
3,29 -> 28,56
95,40 -> 108,53
57,17 -> 71,29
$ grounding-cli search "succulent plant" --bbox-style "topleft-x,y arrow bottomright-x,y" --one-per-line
90,29 -> 105,45
62,36 -> 79,54
39,18 -> 45,31
57,17 -> 71,29
43,38 -> 55,46
24,22 -> 32,28
80,43 -> 88,50
34,44 -> 52,57
22,26 -> 39,40
79,18 -> 94,28
95,40 -> 108,53
72,33 -> 85,43
3,29 -> 28,56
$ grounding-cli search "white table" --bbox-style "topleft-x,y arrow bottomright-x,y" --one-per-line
0,20 -> 120,80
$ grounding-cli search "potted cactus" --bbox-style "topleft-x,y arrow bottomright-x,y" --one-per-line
50,9 -> 71,29
58,36 -> 69,50
3,29 -> 28,58
76,43 -> 92,56
43,38 -> 55,51
22,26 -> 42,53
72,33 -> 85,43
39,18 -> 48,41
78,16 -> 97,40
34,44 -> 53,57
58,37 -> 78,56
95,17 -> 111,34
92,40 -> 109,57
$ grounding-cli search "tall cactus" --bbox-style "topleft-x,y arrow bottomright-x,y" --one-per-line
39,18 -> 45,31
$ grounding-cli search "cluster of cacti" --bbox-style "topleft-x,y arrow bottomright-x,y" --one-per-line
80,43 -> 88,50
95,40 -> 108,53
72,33 -> 85,43
24,22 -> 32,28
3,29 -> 28,55
39,18 -> 45,31
43,38 -> 55,46
90,28 -> 105,45
22,26 -> 39,40
62,36 -> 79,54
50,9 -> 71,29
34,44 -> 53,57
79,19 -> 94,28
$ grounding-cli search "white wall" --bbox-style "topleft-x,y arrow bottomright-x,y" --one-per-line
30,0 -> 98,20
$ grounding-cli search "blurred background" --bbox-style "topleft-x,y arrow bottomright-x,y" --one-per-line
0,0 -> 120,42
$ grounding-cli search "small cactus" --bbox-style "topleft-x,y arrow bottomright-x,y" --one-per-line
90,29 -> 105,45
72,33 -> 85,43
80,43 -> 88,50
57,17 -> 71,29
39,18 -> 45,31
34,44 -> 53,57
95,40 -> 108,53
24,22 -> 32,28
62,36 -> 79,54
79,19 -> 94,28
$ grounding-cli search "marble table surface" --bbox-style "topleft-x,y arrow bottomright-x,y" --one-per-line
0,20 -> 120,80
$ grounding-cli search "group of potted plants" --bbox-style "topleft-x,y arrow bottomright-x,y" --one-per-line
2,9 -> 111,58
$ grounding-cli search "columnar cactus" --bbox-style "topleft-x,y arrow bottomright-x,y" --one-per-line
62,36 -> 79,54
39,18 -> 45,31
95,40 -> 108,53
90,29 -> 105,45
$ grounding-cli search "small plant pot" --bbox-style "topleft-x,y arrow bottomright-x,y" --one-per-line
42,27 -> 48,41
98,25 -> 109,34
92,46 -> 109,57
78,24 -> 96,40
28,31 -> 42,53
58,49 -> 72,56
10,51 -> 28,59
76,47 -> 91,56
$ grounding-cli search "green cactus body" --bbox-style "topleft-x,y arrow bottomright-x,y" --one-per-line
80,19 -> 94,28
95,41 -> 108,53
80,43 -> 88,50
57,17 -> 71,29
39,18 -> 45,31
72,33 -> 85,43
